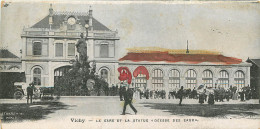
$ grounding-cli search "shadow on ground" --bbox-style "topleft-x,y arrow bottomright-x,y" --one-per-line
0,101 -> 72,122
141,102 -> 260,118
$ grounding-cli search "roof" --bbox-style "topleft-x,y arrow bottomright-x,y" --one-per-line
31,12 -> 110,31
0,49 -> 19,58
248,59 -> 260,67
119,52 -> 242,65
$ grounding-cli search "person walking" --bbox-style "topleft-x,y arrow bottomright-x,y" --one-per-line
121,87 -> 137,115
27,83 -> 34,104
178,86 -> 184,106
208,93 -> 215,105
199,90 -> 205,104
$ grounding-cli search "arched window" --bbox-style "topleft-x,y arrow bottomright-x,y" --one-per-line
219,70 -> 229,88
135,74 -> 147,90
185,69 -> 197,89
33,42 -> 42,55
169,69 -> 180,90
54,66 -> 72,83
100,69 -> 109,82
33,68 -> 41,86
152,69 -> 164,90
234,70 -> 245,89
202,70 -> 213,87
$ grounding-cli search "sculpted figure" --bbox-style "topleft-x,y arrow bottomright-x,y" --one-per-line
76,33 -> 88,64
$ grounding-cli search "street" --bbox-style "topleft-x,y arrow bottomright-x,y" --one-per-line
1,97 -> 260,129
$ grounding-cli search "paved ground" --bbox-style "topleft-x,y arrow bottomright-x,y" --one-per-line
1,97 -> 260,129
1,96 -> 259,120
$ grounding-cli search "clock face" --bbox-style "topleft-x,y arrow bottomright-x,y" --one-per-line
68,17 -> 76,25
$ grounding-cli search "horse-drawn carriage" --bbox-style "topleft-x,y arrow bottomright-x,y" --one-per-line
13,82 -> 58,101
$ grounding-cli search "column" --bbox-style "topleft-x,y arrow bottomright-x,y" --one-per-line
164,76 -> 169,99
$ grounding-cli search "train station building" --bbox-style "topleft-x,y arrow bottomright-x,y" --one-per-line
1,5 -> 252,96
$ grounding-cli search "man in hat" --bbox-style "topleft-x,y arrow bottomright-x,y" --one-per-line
121,85 -> 137,115
178,86 -> 184,106
27,83 -> 34,104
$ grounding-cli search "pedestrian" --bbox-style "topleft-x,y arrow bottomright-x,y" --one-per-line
119,84 -> 124,101
27,83 -> 34,104
199,89 -> 206,104
150,90 -> 153,99
178,86 -> 184,106
219,87 -> 225,102
204,87 -> 208,101
121,87 -> 137,115
208,93 -> 214,105
240,88 -> 245,101
214,87 -> 219,102
226,89 -> 231,101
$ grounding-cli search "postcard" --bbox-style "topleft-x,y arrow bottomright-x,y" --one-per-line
0,0 -> 259,129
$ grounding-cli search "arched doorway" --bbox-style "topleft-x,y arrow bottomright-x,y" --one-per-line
234,70 -> 245,90
133,66 -> 149,90
169,69 -> 180,90
185,69 -> 197,89
152,69 -> 164,90
202,70 -> 213,87
54,66 -> 72,86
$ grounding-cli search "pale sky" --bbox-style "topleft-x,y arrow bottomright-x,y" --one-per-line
1,1 -> 260,61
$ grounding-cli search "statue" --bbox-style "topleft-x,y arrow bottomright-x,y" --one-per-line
76,33 -> 88,64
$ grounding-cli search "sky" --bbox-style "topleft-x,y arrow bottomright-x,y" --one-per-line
1,1 -> 260,61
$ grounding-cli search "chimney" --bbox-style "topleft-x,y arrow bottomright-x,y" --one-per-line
186,40 -> 189,54
89,6 -> 93,31
49,4 -> 54,29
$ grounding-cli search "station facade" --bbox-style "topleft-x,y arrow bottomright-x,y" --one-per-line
20,5 -> 119,88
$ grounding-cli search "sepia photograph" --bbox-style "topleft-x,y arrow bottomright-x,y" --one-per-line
0,0 -> 260,129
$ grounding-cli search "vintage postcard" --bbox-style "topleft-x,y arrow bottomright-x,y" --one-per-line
0,0 -> 260,129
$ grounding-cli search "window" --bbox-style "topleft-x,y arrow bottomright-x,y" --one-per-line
234,70 -> 245,89
54,66 -> 72,83
33,68 -> 41,85
100,44 -> 109,58
100,69 -> 109,82
219,70 -> 229,88
135,74 -> 147,89
33,42 -> 42,55
55,43 -> 63,57
185,69 -> 197,89
169,69 -> 180,90
152,69 -> 164,90
68,43 -> 75,56
202,70 -> 213,87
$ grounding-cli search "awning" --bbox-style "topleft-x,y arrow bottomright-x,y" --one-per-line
133,66 -> 149,80
118,67 -> 132,84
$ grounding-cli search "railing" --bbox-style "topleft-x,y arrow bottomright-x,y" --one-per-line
22,29 -> 117,38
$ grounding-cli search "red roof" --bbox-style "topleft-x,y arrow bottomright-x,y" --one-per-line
119,52 -> 242,65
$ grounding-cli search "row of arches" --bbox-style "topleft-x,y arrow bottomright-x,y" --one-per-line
30,65 -> 246,91
135,69 -> 246,90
